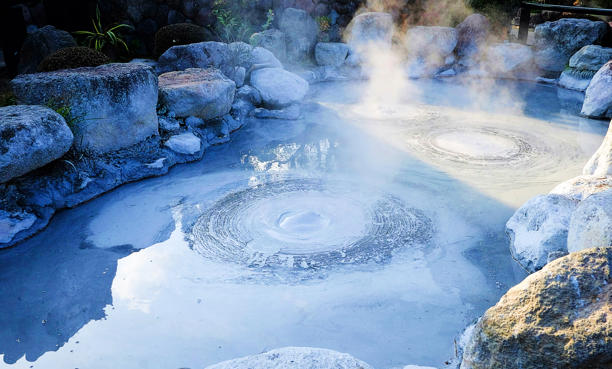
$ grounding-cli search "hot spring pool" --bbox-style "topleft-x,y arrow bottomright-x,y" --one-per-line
0,79 -> 607,368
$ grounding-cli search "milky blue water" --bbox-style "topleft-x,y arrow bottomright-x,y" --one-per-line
0,79 -> 607,369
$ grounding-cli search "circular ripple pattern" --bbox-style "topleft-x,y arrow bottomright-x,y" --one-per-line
191,179 -> 433,270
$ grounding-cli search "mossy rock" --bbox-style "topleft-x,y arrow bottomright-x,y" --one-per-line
37,47 -> 111,72
154,23 -> 211,58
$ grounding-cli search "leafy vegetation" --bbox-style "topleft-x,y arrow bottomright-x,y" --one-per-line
73,6 -> 133,54
0,92 -> 16,107
316,16 -> 332,32
212,0 -> 275,43
45,98 -> 83,130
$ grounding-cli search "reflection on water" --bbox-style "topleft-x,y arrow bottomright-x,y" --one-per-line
0,79 -> 606,369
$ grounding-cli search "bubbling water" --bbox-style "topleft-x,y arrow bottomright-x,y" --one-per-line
190,179 -> 433,271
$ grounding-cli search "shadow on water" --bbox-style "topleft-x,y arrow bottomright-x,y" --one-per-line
0,79 -> 601,367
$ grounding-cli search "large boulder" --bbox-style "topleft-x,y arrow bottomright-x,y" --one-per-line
506,194 -> 577,273
534,18 -> 609,74
456,14 -> 490,67
583,122 -> 612,176
0,105 -> 73,183
559,45 -> 612,91
279,8 -> 318,62
205,347 -> 373,369
250,47 -> 283,70
158,68 -> 235,121
582,61 -> 612,119
156,41 -> 233,76
0,210 -> 37,244
461,247 -> 612,369
405,26 -> 457,62
17,25 -> 76,75
568,189 -> 612,253
11,63 -> 158,154
551,175 -> 612,201
250,67 -> 309,108
250,29 -> 287,61
483,42 -> 534,77
347,12 -> 394,52
315,42 -> 350,66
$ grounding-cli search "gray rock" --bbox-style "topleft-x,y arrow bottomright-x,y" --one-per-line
534,18 -> 608,73
506,194 -> 577,273
0,105 -> 73,183
18,25 -> 76,74
158,116 -> 181,134
250,29 -> 287,61
250,46 -> 283,70
185,116 -> 205,128
252,104 -> 301,120
456,14 -> 490,67
583,122 -> 612,176
227,42 -> 254,71
232,66 -> 246,87
558,70 -> 593,91
559,45 -> 612,91
205,347 -> 373,369
582,61 -> 612,119
231,99 -> 255,121
405,26 -> 458,62
128,58 -> 158,69
568,189 -> 612,252
235,85 -> 262,105
164,132 -> 201,155
347,12 -> 394,52
550,175 -> 612,202
158,68 -> 236,121
460,247 -> 612,369
279,8 -> 318,62
0,210 -> 37,244
157,41 -> 233,76
315,42 -> 349,67
250,67 -> 309,108
11,63 -> 158,154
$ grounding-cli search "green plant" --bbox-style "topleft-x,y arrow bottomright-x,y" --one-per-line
212,0 -> 255,42
316,16 -> 332,32
45,98 -> 84,130
0,92 -> 16,107
262,9 -> 275,31
73,6 -> 133,53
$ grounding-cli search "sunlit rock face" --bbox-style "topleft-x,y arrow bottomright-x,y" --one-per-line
506,194 -> 576,273
205,347 -> 373,369
551,175 -> 612,202
534,18 -> 609,74
568,189 -> 612,253
191,179 -> 433,273
250,68 -> 309,108
582,61 -> 612,119
559,45 -> 612,91
583,120 -> 612,176
460,247 -> 612,369
10,63 -> 158,154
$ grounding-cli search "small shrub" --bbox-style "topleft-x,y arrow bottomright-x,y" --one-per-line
154,23 -> 209,57
73,6 -> 133,55
45,98 -> 83,130
38,47 -> 111,72
212,0 -> 254,43
316,16 -> 332,32
262,9 -> 275,31
0,92 -> 16,107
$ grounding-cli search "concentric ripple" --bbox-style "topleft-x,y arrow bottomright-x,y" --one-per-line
190,179 -> 433,270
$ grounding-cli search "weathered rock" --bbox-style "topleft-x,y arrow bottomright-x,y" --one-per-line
227,42 -> 254,71
534,18 -> 608,73
559,45 -> 612,91
232,66 -> 246,87
250,46 -> 283,70
279,8 -> 318,62
568,189 -> 612,253
158,68 -> 235,121
484,42 -> 534,77
582,61 -> 612,119
18,25 -> 76,75
506,194 -> 577,273
348,12 -> 393,52
205,347 -> 373,369
551,175 -> 612,201
164,132 -> 201,155
584,122 -> 612,176
156,41 -> 233,76
460,247 -> 612,369
235,85 -> 262,105
11,63 -> 158,154
252,104 -> 301,120
456,14 -> 490,67
250,67 -> 309,108
0,210 -> 37,244
0,105 -> 73,183
315,42 -> 349,66
158,116 -> 181,134
405,26 -> 458,62
250,29 -> 287,61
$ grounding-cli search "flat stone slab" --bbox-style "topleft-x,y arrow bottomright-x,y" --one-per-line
11,63 -> 158,154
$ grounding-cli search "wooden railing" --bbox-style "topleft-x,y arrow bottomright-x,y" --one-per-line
518,1 -> 612,42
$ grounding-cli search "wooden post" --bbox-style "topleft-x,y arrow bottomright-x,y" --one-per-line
518,3 -> 531,43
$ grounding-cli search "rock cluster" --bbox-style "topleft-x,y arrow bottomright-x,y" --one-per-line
559,45 -> 612,91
